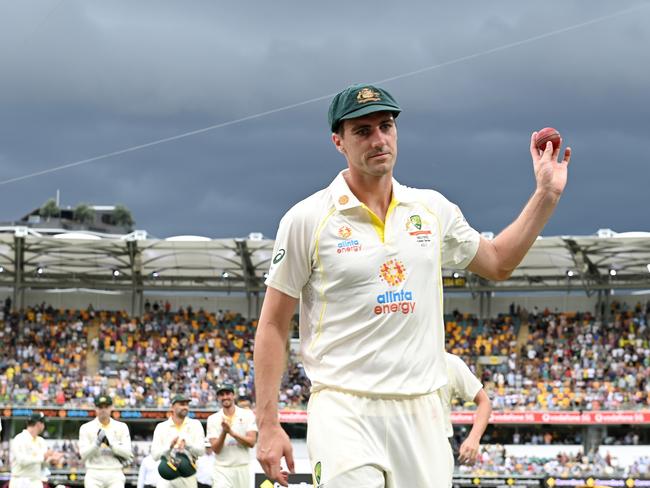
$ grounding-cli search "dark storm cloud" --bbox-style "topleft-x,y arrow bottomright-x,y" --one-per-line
0,1 -> 648,237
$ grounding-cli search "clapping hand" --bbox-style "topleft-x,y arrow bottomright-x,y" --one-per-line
45,450 -> 64,465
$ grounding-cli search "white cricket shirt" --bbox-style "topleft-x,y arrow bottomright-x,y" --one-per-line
79,417 -> 133,470
439,352 -> 483,437
10,430 -> 47,481
206,406 -> 257,467
266,170 -> 480,396
150,417 -> 205,462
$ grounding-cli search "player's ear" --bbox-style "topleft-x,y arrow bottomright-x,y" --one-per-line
332,133 -> 346,154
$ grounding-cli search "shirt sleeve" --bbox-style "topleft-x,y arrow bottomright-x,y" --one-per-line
264,207 -> 313,299
149,424 -> 168,461
441,202 -> 480,270
186,421 -> 206,459
78,423 -> 100,462
447,354 -> 483,403
206,414 -> 222,440
245,410 -> 258,433
109,423 -> 133,462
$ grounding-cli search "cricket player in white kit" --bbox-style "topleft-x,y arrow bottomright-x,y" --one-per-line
195,442 -> 215,488
79,395 -> 133,488
10,412 -> 63,488
206,384 -> 257,488
440,353 -> 492,465
137,454 -> 162,488
254,83 -> 571,487
151,394 -> 205,488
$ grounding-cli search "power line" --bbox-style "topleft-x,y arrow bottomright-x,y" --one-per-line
1,4 -> 646,186
9,0 -> 66,54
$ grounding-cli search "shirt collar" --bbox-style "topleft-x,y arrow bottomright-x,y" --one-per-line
391,178 -> 414,203
329,170 -> 413,211
168,416 -> 187,428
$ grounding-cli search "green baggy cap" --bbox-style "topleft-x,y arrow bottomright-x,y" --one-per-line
171,394 -> 191,404
158,450 -> 196,480
158,455 -> 181,481
328,84 -> 401,132
95,395 -> 113,407
216,383 -> 235,395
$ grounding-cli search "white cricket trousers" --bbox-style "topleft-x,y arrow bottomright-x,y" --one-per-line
9,478 -> 43,488
307,389 -> 453,487
157,475 -> 198,488
84,469 -> 126,488
212,464 -> 249,488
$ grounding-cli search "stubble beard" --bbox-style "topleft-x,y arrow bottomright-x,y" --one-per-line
366,156 -> 395,177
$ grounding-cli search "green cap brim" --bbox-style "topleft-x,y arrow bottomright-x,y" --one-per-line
339,104 -> 400,124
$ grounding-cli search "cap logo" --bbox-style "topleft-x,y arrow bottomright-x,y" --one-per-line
356,88 -> 381,104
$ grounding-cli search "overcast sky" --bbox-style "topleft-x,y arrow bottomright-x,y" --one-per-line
1,1 -> 648,239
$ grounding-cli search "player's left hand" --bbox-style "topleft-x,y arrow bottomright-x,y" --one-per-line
458,438 -> 480,465
221,420 -> 232,434
530,132 -> 571,197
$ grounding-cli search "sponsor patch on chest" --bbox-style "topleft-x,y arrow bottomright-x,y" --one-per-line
335,225 -> 362,254
375,259 -> 416,315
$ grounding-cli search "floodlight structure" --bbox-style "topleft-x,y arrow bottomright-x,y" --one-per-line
0,226 -> 648,319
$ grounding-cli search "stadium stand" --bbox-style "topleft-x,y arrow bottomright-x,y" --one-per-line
0,304 -> 89,406
456,444 -> 650,478
1,301 -> 649,483
445,303 -> 650,411
0,304 -> 306,409
1,303 -> 649,410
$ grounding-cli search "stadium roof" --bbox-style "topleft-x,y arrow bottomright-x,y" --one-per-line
0,226 -> 648,301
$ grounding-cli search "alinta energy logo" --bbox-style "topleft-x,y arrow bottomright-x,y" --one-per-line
336,225 -> 362,254
375,259 -> 415,315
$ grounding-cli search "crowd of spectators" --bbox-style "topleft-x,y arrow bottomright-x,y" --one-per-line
0,302 -> 89,406
1,299 -> 648,411
96,304 -> 254,409
0,300 -> 310,409
446,301 -> 650,411
97,303 -> 309,409
456,444 -> 650,478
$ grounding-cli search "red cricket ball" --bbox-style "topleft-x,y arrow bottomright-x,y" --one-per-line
535,127 -> 561,152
